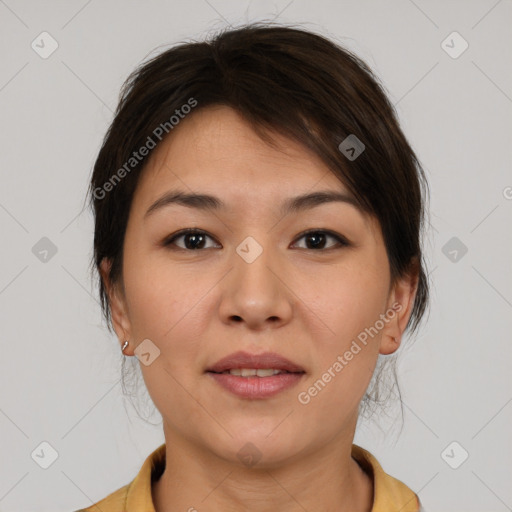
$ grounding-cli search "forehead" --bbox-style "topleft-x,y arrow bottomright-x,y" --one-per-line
137,105 -> 348,204
123,106 -> 383,245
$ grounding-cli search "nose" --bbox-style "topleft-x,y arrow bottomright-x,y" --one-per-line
218,241 -> 293,331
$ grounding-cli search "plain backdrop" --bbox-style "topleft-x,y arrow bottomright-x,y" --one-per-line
0,1 -> 511,511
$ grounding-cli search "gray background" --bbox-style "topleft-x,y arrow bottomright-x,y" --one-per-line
1,1 -> 511,511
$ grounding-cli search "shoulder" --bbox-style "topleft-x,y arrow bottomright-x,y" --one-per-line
72,443 -> 166,512
352,444 -> 422,512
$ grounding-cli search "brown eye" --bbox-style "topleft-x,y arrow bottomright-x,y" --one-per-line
163,228 -> 349,252
292,230 -> 349,250
163,229 -> 219,250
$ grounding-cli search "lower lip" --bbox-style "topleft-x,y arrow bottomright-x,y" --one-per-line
206,372 -> 305,399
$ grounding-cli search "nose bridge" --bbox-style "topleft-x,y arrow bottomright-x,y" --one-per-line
234,233 -> 279,298
219,233 -> 292,328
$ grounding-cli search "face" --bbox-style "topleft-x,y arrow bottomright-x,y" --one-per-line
103,105 -> 416,468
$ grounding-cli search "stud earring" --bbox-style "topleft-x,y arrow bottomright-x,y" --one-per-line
121,340 -> 129,353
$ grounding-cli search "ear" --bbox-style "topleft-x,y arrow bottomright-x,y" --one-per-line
379,259 -> 419,356
100,258 -> 133,355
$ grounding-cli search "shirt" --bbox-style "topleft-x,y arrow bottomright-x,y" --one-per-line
74,443 -> 423,511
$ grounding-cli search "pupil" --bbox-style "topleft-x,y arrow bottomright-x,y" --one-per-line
186,234 -> 204,249
308,233 -> 325,249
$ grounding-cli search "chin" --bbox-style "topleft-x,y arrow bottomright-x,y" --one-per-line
207,427 -> 306,469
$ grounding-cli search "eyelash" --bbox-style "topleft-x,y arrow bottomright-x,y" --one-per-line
162,228 -> 350,252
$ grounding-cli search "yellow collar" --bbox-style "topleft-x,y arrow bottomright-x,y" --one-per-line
81,443 -> 421,511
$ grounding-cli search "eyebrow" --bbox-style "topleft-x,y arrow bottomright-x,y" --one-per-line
144,189 -> 362,219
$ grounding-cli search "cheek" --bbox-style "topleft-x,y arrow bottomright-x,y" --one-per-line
298,258 -> 387,403
123,249 -> 215,350
298,274 -> 384,414
301,257 -> 388,341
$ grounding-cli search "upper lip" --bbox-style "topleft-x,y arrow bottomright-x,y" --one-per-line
206,351 -> 305,373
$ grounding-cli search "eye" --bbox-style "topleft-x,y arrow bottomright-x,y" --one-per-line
291,229 -> 349,250
163,229 -> 219,250
162,228 -> 350,251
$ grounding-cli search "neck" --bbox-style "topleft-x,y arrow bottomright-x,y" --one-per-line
152,428 -> 373,512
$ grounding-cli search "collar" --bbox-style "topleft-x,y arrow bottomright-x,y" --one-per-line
120,443 -> 420,511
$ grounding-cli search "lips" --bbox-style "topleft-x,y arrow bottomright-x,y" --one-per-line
206,350 -> 306,374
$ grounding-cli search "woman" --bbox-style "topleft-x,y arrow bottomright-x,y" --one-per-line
79,22 -> 430,512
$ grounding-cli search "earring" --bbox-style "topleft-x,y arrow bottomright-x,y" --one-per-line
121,340 -> 129,353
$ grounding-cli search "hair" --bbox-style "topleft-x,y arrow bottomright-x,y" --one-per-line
88,22 -> 431,428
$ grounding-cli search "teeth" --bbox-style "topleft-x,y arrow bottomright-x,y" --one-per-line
224,368 -> 284,377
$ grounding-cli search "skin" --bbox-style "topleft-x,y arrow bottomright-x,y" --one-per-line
101,105 -> 418,512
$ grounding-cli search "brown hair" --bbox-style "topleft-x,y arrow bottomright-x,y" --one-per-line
88,22 -> 430,422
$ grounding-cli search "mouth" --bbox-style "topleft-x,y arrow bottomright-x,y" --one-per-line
205,351 -> 306,399
205,350 -> 306,374
208,368 -> 302,377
